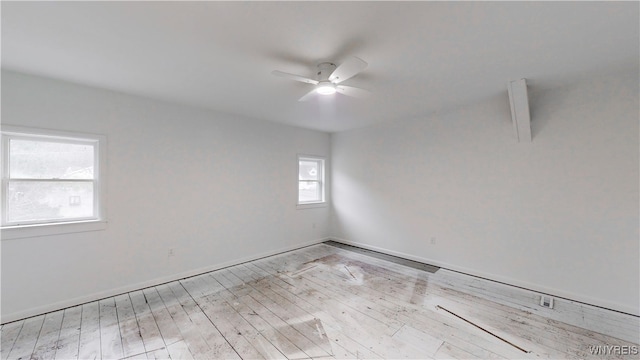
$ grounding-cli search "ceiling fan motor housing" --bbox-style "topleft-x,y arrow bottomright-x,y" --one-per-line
317,62 -> 337,81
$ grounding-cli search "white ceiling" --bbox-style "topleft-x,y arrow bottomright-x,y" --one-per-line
2,2 -> 638,133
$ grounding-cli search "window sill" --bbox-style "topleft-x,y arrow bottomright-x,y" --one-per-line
297,202 -> 328,210
1,220 -> 107,240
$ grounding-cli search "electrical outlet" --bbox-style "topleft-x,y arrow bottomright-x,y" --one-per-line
540,295 -> 554,309
430,237 -> 436,245
168,249 -> 175,257
312,222 -> 316,229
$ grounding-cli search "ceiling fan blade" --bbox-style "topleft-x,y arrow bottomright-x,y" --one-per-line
329,56 -> 368,84
298,88 -> 318,102
336,85 -> 371,99
271,70 -> 318,85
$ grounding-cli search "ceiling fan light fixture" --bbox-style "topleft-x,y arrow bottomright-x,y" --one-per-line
316,82 -> 336,95
272,57 -> 369,101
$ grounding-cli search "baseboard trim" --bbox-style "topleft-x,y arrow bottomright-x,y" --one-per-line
328,237 -> 639,317
1,237 -> 329,324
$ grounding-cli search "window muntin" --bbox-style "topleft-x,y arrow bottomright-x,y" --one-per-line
2,129 -> 103,227
298,156 -> 324,204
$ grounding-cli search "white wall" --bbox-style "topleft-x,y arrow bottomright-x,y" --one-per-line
331,69 -> 639,315
1,70 -> 331,322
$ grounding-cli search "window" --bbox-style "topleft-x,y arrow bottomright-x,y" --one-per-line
1,126 -> 106,233
298,156 -> 325,205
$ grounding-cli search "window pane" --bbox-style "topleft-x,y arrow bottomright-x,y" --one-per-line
299,181 -> 321,202
7,181 -> 94,223
10,139 -> 94,179
299,160 -> 320,180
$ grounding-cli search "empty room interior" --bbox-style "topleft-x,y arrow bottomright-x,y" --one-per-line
1,2 -> 638,360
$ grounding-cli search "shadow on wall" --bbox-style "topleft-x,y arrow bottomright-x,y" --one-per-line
528,86 -> 572,140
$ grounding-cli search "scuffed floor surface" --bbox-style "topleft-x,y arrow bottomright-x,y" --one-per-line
2,243 -> 638,359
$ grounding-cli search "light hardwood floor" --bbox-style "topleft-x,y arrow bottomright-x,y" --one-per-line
1,243 -> 638,359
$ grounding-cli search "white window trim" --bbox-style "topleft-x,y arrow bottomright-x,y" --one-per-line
1,125 -> 107,240
297,155 -> 327,209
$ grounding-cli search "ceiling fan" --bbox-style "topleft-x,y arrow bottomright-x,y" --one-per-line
272,57 -> 371,101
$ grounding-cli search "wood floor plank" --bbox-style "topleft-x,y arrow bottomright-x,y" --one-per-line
309,249 -> 548,357
191,280 -> 292,360
174,277 -> 267,360
1,321 -> 24,360
121,352 -> 148,360
208,270 -> 314,359
198,293 -> 285,359
163,282 -> 240,359
114,294 -> 146,358
283,264 -> 407,332
248,258 -> 424,357
253,259 -> 443,359
6,315 -> 45,360
166,340 -> 194,360
179,276 -> 209,300
219,276 -> 315,359
229,264 -> 382,358
433,341 -> 478,360
146,346 -> 169,359
31,310 -> 64,360
392,324 -> 445,358
242,262 -> 400,360
99,297 -> 124,360
252,256 -> 513,359
54,305 -> 82,360
185,311 -> 241,360
78,302 -> 102,360
155,283 -> 216,359
129,290 -> 166,353
141,287 -> 184,347
216,291 -> 310,359
213,269 -> 336,358
213,274 -> 329,359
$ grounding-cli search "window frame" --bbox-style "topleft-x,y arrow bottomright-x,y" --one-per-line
297,155 -> 326,208
1,125 -> 107,239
